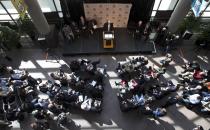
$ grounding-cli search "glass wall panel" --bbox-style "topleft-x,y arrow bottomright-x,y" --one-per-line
159,0 -> 178,10
200,1 -> 210,11
202,12 -> 210,17
37,0 -> 56,12
151,11 -> 157,17
54,0 -> 62,11
1,1 -> 18,13
153,0 -> 161,10
58,12 -> 63,18
0,4 -> 7,14
0,14 -> 12,20
205,4 -> 210,11
11,14 -> 20,20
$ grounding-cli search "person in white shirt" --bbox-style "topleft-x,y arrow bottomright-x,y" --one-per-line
183,94 -> 202,105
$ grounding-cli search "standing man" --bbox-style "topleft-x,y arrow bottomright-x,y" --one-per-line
103,20 -> 113,32
135,20 -> 144,39
144,22 -> 152,41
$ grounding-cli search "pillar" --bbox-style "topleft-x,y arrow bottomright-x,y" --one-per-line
167,0 -> 192,33
24,0 -> 50,34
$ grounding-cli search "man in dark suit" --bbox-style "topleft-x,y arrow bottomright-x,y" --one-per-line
103,20 -> 113,32
135,20 -> 144,38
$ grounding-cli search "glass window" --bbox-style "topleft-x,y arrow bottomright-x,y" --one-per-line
0,20 -> 13,22
204,3 -> 210,11
54,0 -> 62,11
1,1 -> 18,13
37,0 -> 56,12
200,1 -> 210,11
11,14 -> 20,20
202,12 -> 210,17
153,0 -> 161,10
0,4 -> 7,14
0,14 -> 12,20
58,12 -> 63,18
159,0 -> 178,10
151,11 -> 157,17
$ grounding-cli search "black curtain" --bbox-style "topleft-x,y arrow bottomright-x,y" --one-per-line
60,0 -> 154,26
128,0 -> 155,25
60,0 -> 85,24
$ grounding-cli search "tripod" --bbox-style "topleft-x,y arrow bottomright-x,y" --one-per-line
45,48 -> 61,64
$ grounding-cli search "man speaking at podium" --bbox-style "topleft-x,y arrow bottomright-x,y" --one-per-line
103,20 -> 114,48
103,20 -> 114,32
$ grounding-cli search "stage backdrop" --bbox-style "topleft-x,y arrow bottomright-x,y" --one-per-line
84,3 -> 132,27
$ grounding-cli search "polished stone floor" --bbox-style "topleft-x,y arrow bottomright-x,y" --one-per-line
0,39 -> 210,130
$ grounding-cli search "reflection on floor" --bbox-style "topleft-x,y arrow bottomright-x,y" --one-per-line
1,41 -> 210,130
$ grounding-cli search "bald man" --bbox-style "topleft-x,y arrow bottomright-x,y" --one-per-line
103,20 -> 113,32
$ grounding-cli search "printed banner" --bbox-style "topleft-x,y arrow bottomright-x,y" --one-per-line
192,0 -> 202,17
84,4 -> 132,27
192,0 -> 210,17
11,0 -> 27,19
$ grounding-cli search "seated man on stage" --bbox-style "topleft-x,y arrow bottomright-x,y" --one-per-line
103,20 -> 114,32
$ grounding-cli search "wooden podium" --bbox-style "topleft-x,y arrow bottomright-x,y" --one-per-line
103,31 -> 114,48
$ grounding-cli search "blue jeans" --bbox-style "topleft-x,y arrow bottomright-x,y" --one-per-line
133,94 -> 145,106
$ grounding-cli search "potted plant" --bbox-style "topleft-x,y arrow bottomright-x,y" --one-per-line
195,23 -> 210,47
0,25 -> 21,50
177,11 -> 201,37
0,22 -> 18,31
18,15 -> 38,41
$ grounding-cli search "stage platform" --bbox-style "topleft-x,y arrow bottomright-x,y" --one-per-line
62,28 -> 156,56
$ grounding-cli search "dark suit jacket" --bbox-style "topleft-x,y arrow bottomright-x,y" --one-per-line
103,22 -> 114,31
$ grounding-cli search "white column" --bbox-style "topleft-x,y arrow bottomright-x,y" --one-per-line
24,0 -> 50,34
167,0 -> 192,33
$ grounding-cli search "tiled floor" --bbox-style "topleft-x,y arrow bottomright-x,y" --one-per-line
1,39 -> 210,130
